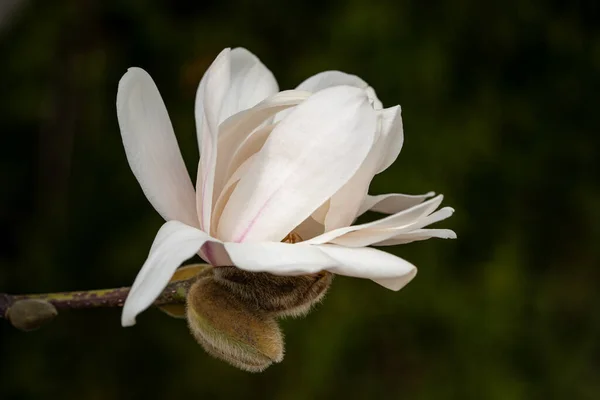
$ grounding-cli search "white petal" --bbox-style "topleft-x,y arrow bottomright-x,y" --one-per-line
211,91 -> 310,203
195,48 -> 231,233
219,48 -> 279,123
274,70 -> 382,123
322,108 -> 397,230
224,241 -> 416,291
318,245 -> 417,290
212,154 -> 257,234
321,106 -> 408,230
219,90 -> 311,139
217,86 -> 377,243
121,221 -> 215,326
322,158 -> 373,231
209,49 -> 279,203
373,229 -> 457,246
330,207 -> 456,247
295,70 -> 382,109
194,48 -> 278,151
306,195 -> 445,245
358,192 -> 436,216
117,67 -> 198,227
222,123 -> 274,188
223,242 -> 334,275
375,105 -> 404,174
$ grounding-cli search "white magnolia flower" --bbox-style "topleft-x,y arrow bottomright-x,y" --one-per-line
118,47 -> 455,327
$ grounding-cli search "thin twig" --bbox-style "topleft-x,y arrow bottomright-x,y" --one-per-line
0,278 -> 193,319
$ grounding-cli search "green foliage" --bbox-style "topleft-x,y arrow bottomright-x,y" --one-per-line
0,0 -> 598,398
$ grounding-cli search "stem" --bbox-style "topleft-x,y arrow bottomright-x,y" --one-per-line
0,278 -> 193,319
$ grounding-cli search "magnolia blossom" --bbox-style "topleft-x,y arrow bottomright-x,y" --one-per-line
117,47 -> 455,327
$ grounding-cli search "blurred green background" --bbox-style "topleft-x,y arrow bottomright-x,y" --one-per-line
1,0 -> 599,399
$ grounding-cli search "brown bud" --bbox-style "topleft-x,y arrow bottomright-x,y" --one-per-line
214,267 -> 333,318
186,275 -> 284,372
8,299 -> 58,331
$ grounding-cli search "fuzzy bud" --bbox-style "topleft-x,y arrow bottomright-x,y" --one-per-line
159,264 -> 213,319
214,267 -> 333,318
186,275 -> 284,372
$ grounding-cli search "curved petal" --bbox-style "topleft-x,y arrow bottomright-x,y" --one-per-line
358,192 -> 436,216
322,107 -> 399,230
222,123 -> 275,189
318,245 -> 417,291
223,242 -> 416,291
218,86 -> 377,243
295,70 -> 382,110
219,48 -> 279,124
200,241 -> 232,266
373,228 -> 457,246
329,207 -> 455,247
209,49 -> 279,203
195,48 -> 231,233
274,71 -> 382,124
117,67 -> 198,227
194,48 -> 278,151
212,91 -> 310,205
305,195 -> 446,245
122,221 -> 216,327
223,242 -> 334,275
375,105 -> 404,174
212,154 -> 257,234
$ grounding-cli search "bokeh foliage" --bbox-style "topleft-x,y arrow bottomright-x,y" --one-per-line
1,0 -> 599,399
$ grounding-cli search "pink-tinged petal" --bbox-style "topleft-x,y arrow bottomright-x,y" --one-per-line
330,207 -> 456,247
222,123 -> 274,189
195,49 -> 231,233
212,154 -> 257,235
306,195 -> 445,245
217,86 -> 377,243
212,91 -> 310,203
373,228 -> 457,246
200,241 -> 232,266
209,48 -> 279,204
121,221 -> 216,327
117,68 -> 198,227
223,242 -> 416,290
358,192 -> 436,216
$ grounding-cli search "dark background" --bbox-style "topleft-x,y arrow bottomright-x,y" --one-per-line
1,1 -> 599,399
